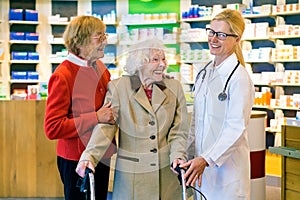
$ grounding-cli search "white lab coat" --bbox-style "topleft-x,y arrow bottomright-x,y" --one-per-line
188,54 -> 255,200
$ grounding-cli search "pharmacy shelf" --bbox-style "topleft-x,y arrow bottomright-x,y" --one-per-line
49,37 -> 118,45
49,21 -> 116,26
245,59 -> 272,63
253,105 -> 299,111
254,82 -> 300,87
9,79 -> 41,83
9,40 -> 40,44
9,60 -> 39,64
120,20 -> 177,25
253,82 -> 271,86
119,40 -> 177,45
48,21 -> 69,25
181,13 -> 272,22
273,10 -> 300,16
9,20 -> 39,25
273,59 -> 300,62
271,83 -> 300,87
243,13 -> 273,18
253,105 -> 270,109
242,36 -> 270,41
272,35 -> 300,39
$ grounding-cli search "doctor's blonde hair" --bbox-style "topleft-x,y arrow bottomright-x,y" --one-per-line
124,38 -> 167,75
212,9 -> 245,66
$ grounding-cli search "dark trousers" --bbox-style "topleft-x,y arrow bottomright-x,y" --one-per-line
57,156 -> 111,200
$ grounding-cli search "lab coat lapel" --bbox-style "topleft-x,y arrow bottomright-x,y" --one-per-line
152,84 -> 166,113
208,54 -> 237,83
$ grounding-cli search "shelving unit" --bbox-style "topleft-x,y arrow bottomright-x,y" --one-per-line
8,16 -> 40,98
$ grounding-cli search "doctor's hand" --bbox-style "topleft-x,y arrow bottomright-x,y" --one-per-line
180,157 -> 208,187
76,160 -> 95,178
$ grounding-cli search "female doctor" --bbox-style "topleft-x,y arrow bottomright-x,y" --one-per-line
180,9 -> 255,200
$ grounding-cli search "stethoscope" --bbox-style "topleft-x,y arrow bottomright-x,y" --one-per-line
192,60 -> 240,101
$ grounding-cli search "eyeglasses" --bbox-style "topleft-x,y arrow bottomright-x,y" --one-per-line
206,28 -> 238,40
91,33 -> 108,41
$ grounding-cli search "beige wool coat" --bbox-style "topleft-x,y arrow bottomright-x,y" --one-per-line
80,75 -> 189,200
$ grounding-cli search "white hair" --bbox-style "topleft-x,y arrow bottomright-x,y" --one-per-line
123,38 -> 166,75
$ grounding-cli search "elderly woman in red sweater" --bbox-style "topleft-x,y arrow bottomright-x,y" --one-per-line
44,15 -> 116,200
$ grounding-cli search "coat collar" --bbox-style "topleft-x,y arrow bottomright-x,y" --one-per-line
128,75 -> 167,115
129,75 -> 167,91
67,53 -> 89,67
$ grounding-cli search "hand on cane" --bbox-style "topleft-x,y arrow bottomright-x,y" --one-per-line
76,160 -> 95,178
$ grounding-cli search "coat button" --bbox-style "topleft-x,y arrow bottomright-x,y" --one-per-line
149,121 -> 155,126
150,135 -> 156,140
150,148 -> 157,153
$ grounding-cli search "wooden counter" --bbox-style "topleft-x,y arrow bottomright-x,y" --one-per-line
0,100 -> 64,197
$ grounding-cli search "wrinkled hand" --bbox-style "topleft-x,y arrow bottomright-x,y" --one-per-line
76,160 -> 95,178
170,158 -> 185,174
180,157 -> 207,187
96,102 -> 115,124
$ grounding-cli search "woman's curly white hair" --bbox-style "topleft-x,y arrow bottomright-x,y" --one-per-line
123,38 -> 167,75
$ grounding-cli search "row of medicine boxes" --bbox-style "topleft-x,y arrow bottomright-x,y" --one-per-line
9,9 -> 38,21
11,52 -> 39,60
10,32 -> 39,41
12,71 -> 39,80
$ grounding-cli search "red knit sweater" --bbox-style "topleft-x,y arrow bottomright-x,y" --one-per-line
44,55 -> 116,161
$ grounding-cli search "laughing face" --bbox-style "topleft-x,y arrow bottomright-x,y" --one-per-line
139,49 -> 167,89
208,20 -> 240,65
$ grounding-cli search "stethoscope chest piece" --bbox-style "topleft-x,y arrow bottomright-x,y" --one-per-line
218,92 -> 227,101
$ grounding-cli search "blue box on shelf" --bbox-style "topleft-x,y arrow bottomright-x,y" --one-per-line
11,52 -> 28,60
9,9 -> 23,21
10,32 -> 25,40
25,32 -> 39,41
24,9 -> 38,21
27,71 -> 39,80
27,52 -> 39,60
12,71 -> 27,80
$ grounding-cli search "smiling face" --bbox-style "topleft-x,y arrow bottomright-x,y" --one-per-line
139,49 -> 167,88
79,32 -> 107,65
208,20 -> 240,65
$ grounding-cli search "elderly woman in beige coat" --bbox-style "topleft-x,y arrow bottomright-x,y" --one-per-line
76,38 -> 189,200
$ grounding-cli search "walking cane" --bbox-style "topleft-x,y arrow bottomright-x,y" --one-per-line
179,168 -> 188,200
78,168 -> 95,200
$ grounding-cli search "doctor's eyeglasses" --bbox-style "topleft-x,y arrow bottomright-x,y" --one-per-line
206,28 -> 238,40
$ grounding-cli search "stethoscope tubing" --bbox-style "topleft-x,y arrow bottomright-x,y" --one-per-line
192,60 -> 240,101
